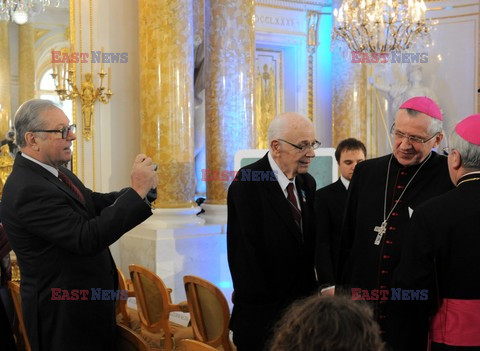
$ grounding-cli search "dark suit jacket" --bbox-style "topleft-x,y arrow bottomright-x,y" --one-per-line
1,153 -> 152,351
391,173 -> 480,350
314,178 -> 347,286
227,153 -> 317,350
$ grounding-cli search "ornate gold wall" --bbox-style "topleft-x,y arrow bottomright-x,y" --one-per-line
332,53 -> 368,149
18,24 -> 35,104
0,22 -> 11,138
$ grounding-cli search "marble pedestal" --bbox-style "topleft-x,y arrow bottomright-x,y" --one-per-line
119,206 -> 233,309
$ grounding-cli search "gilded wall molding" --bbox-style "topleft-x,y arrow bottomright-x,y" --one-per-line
70,0 -> 78,175
256,0 -> 327,12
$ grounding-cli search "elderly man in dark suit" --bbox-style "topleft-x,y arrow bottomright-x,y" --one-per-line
315,138 -> 366,287
1,99 -> 157,351
227,112 -> 319,351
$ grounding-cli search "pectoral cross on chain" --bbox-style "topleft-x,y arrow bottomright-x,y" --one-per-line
373,221 -> 387,246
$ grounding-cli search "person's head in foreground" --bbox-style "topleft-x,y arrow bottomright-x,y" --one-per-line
392,96 -> 443,167
269,295 -> 386,351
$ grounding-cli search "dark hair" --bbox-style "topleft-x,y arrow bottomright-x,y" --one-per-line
334,138 -> 366,163
268,295 -> 385,351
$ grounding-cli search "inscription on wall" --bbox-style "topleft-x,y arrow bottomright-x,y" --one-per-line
255,7 -> 306,34
256,15 -> 299,29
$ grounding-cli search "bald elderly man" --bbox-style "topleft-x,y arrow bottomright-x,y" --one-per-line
227,112 -> 319,351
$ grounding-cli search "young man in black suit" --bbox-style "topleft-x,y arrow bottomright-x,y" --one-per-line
314,138 -> 366,287
1,99 -> 157,351
227,112 -> 319,351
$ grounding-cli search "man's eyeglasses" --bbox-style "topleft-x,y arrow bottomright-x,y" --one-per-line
390,124 -> 439,144
31,124 -> 76,139
278,138 -> 321,152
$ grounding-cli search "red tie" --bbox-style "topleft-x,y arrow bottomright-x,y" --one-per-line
286,183 -> 302,227
58,171 -> 85,203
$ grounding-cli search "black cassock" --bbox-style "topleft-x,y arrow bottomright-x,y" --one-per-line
393,172 -> 480,351
338,151 -> 454,348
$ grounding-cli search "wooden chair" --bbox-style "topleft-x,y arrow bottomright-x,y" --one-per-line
8,281 -> 31,351
117,323 -> 151,351
117,266 -> 136,327
176,339 -> 217,351
129,264 -> 189,351
183,275 -> 233,351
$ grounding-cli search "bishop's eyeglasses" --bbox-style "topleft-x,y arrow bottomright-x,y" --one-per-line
31,124 -> 76,139
278,138 -> 321,152
390,124 -> 439,144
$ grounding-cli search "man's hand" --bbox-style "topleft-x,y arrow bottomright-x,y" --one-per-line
131,154 -> 158,199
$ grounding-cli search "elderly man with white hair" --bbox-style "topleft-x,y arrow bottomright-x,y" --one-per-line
227,112 -> 320,351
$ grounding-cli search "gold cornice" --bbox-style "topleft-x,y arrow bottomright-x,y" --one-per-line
428,3 -> 480,11
255,0 -> 326,12
256,0 -> 328,6
257,28 -> 307,36
34,29 -> 50,41
431,12 -> 479,19
256,4 -> 330,13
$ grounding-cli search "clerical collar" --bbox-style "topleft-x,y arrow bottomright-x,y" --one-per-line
456,171 -> 480,187
22,152 -> 59,177
340,175 -> 350,190
392,151 -> 433,170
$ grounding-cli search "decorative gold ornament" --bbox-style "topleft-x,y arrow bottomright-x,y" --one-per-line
0,144 -> 14,199
50,52 -> 112,141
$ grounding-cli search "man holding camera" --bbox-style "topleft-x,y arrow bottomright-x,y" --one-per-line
1,99 -> 157,351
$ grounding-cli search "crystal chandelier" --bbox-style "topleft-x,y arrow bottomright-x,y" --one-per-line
0,0 -> 64,25
332,0 -> 435,53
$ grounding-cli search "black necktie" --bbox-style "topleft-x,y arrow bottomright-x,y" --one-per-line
58,171 -> 85,203
286,183 -> 301,227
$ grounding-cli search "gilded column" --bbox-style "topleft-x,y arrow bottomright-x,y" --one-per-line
307,11 -> 320,122
331,53 -> 368,148
139,0 -> 195,208
204,0 -> 255,204
18,23 -> 35,104
0,22 -> 11,137
331,0 -> 368,150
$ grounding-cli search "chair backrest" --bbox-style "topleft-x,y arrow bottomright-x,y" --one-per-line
117,267 -> 131,326
183,275 -> 232,351
116,323 -> 151,351
176,339 -> 217,351
129,264 -> 176,350
8,281 -> 31,351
